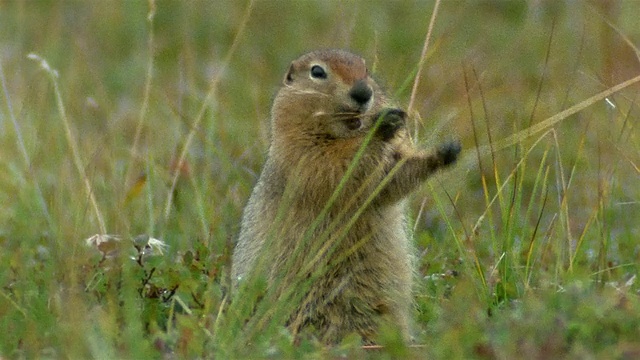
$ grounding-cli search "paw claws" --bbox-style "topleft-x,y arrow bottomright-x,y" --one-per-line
375,108 -> 406,141
437,140 -> 461,166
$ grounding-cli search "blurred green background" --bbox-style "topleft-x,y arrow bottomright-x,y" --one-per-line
1,0 -> 639,358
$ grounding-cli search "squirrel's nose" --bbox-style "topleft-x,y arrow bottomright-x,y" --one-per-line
349,79 -> 373,106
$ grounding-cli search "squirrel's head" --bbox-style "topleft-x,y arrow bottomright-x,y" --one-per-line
272,49 -> 396,143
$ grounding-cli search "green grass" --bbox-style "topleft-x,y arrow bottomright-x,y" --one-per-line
1,0 -> 639,358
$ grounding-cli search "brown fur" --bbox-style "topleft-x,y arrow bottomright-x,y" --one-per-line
232,49 -> 460,344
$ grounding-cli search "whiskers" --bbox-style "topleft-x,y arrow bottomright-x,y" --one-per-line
312,109 -> 365,120
286,87 -> 331,98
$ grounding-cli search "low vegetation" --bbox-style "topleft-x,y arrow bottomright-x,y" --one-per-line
0,1 -> 638,358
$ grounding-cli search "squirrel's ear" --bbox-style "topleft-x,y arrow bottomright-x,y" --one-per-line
284,63 -> 295,85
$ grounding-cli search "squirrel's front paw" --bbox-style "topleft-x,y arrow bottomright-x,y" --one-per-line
375,108 -> 406,141
437,140 -> 461,166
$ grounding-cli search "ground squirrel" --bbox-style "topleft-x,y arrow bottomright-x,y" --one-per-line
232,49 -> 460,344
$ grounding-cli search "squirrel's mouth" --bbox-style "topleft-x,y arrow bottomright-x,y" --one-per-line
334,105 -> 369,132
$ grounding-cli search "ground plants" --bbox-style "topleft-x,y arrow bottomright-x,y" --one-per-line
0,0 -> 639,358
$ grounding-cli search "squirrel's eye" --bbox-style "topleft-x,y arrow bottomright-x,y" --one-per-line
310,65 -> 327,79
